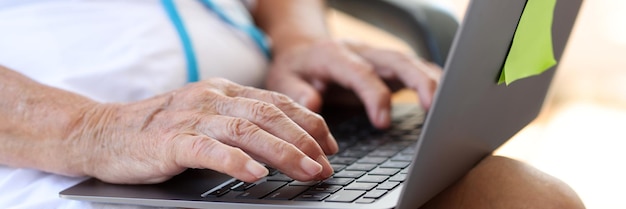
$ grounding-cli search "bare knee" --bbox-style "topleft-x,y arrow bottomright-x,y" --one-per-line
421,155 -> 585,209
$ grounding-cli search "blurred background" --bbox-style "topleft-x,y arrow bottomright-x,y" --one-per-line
328,0 -> 626,208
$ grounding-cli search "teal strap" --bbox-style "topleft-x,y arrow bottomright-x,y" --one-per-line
199,0 -> 271,59
161,0 -> 200,83
161,0 -> 271,83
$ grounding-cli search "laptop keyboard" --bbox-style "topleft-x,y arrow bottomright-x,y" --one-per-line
202,107 -> 424,204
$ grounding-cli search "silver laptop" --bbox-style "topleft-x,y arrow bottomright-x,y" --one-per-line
60,0 -> 583,208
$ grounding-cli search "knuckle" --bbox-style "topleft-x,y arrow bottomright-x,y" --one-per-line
249,100 -> 284,123
296,111 -> 327,133
269,91 -> 294,107
349,61 -> 375,76
291,132 -> 318,153
308,113 -> 328,132
189,138 -> 214,159
274,142 -> 300,164
220,148 -> 246,173
177,136 -> 219,167
226,118 -> 260,141
204,77 -> 241,94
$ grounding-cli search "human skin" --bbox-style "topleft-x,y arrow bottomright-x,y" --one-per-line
254,0 -> 441,129
254,2 -> 586,208
0,67 -> 337,184
0,0 -> 440,186
0,2 -> 587,208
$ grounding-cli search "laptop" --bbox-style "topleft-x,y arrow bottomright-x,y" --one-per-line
60,0 -> 583,208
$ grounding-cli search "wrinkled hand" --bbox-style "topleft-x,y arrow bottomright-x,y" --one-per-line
74,78 -> 337,184
266,40 -> 442,129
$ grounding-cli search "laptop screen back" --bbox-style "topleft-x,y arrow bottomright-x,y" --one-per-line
397,0 -> 583,208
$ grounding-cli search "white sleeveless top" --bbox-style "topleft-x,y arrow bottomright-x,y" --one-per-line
0,0 -> 267,102
0,0 -> 267,208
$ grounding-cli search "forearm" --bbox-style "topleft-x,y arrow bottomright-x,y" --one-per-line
0,65 -> 101,176
253,0 -> 330,55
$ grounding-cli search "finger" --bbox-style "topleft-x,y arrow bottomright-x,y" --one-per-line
384,57 -> 441,109
201,77 -> 330,153
234,84 -> 338,155
315,48 -> 392,129
213,94 -> 333,174
173,134 -> 268,183
265,70 -> 325,113
197,115 -> 332,181
194,78 -> 333,176
346,42 -> 442,110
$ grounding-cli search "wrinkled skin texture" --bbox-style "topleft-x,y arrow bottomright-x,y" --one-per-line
0,69 -> 336,184
75,78 -> 340,184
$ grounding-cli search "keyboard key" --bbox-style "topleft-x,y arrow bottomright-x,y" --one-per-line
377,181 -> 400,190
390,154 -> 413,162
357,175 -> 389,183
389,173 -> 407,182
293,191 -> 330,201
355,198 -> 376,204
357,157 -> 388,164
322,177 -> 354,186
345,163 -> 377,171
204,180 -> 245,197
336,141 -> 355,151
290,181 -> 319,186
339,150 -> 369,158
331,164 -> 346,172
325,190 -> 365,202
363,190 -> 387,199
380,161 -> 411,169
401,146 -> 417,154
349,144 -> 379,152
236,181 -> 286,199
310,184 -> 343,193
330,157 -> 358,165
370,167 -> 401,176
204,186 -> 230,198
266,173 -> 293,182
344,182 -> 377,191
266,166 -> 280,176
377,147 -> 403,153
400,134 -> 419,141
265,185 -> 309,200
333,170 -> 366,178
230,181 -> 255,191
369,168 -> 401,176
400,168 -> 410,174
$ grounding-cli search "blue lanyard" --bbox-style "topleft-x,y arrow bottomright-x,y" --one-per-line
161,0 -> 271,83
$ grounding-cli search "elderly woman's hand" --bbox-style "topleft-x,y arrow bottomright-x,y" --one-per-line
73,78 -> 337,184
266,39 -> 442,129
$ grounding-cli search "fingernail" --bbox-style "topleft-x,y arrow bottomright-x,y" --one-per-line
246,161 -> 269,179
300,157 -> 323,176
317,155 -> 334,178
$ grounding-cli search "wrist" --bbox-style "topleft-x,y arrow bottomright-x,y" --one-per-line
253,0 -> 330,56
67,102 -> 121,178
270,33 -> 330,58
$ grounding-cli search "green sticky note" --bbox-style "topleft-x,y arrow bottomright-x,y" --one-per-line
499,0 -> 558,85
